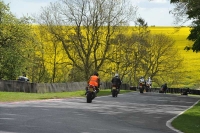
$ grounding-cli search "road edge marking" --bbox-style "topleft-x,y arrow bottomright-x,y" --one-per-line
166,100 -> 200,133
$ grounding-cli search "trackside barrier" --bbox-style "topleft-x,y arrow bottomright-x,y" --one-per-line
36,82 -> 88,93
0,80 -> 130,93
0,80 -> 200,95
141,87 -> 200,95
0,80 -> 37,93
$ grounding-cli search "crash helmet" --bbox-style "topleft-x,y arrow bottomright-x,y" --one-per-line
115,73 -> 119,77
93,71 -> 99,76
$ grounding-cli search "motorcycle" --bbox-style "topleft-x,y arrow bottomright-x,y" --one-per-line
159,87 -> 165,93
159,84 -> 167,94
111,85 -> 119,97
86,85 -> 97,103
139,82 -> 146,93
145,83 -> 151,92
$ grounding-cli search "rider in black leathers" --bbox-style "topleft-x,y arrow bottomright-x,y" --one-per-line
159,83 -> 168,94
111,73 -> 122,93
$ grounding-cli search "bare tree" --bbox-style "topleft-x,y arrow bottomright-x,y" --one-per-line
169,0 -> 189,25
109,22 -> 184,87
35,0 -> 137,81
143,34 -> 183,84
109,33 -> 134,81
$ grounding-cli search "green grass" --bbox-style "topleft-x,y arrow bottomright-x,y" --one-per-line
0,89 -> 132,102
171,101 -> 200,133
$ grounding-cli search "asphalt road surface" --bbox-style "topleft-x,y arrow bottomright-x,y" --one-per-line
0,92 -> 199,133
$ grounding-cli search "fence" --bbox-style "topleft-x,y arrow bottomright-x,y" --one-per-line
0,80 -> 130,93
0,80 -> 37,93
0,80 -> 200,95
129,86 -> 200,95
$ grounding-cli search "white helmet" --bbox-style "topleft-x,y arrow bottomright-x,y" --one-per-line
115,73 -> 119,77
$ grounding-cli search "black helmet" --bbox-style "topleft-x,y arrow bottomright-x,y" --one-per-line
93,71 -> 99,76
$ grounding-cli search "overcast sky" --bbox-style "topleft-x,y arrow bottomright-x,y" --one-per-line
3,0 -> 190,26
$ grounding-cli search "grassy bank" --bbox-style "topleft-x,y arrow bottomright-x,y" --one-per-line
171,101 -> 200,133
0,89 -> 131,102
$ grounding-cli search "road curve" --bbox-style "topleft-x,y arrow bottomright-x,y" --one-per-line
0,92 -> 199,133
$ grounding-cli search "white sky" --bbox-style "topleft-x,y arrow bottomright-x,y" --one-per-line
3,0 -> 191,26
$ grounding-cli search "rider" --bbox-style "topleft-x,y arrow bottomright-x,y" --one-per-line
111,73 -> 122,93
160,83 -> 168,93
139,76 -> 145,84
146,77 -> 152,87
87,71 -> 100,96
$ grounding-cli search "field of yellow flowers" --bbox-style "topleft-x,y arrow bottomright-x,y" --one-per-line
150,26 -> 200,88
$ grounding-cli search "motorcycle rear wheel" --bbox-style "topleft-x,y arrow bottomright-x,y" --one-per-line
112,90 -> 118,97
86,93 -> 92,103
112,91 -> 116,97
139,87 -> 144,93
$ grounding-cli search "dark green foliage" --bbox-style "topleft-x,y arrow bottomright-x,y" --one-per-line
170,0 -> 200,52
187,21 -> 200,52
0,1 -> 34,80
170,0 -> 179,3
190,37 -> 200,52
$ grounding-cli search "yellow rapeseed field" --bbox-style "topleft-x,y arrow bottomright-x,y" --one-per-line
33,25 -> 200,88
150,26 -> 200,88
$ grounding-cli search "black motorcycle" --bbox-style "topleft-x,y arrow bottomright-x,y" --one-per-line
139,82 -> 146,93
145,83 -> 151,92
86,85 -> 97,103
111,85 -> 119,97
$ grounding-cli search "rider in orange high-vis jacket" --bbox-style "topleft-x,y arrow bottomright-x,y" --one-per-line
87,72 -> 100,93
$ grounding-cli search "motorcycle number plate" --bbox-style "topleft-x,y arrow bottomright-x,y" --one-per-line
112,87 -> 116,90
88,88 -> 93,92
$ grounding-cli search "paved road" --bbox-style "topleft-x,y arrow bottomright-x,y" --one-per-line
0,92 -> 199,133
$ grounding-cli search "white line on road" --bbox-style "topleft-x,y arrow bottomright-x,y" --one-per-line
166,100 -> 200,133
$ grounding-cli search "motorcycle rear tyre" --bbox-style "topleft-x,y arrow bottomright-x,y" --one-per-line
112,90 -> 116,97
139,88 -> 144,93
86,93 -> 92,103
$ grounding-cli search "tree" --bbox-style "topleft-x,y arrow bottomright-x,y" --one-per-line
109,33 -> 133,82
112,18 -> 150,85
35,0 -> 137,81
145,33 -> 184,86
130,19 -> 183,86
35,25 -> 71,83
105,18 -> 183,87
0,1 -> 35,80
131,18 -> 150,84
170,0 -> 200,52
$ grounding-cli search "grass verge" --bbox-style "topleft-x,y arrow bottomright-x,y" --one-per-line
0,89 -> 132,102
171,101 -> 200,133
